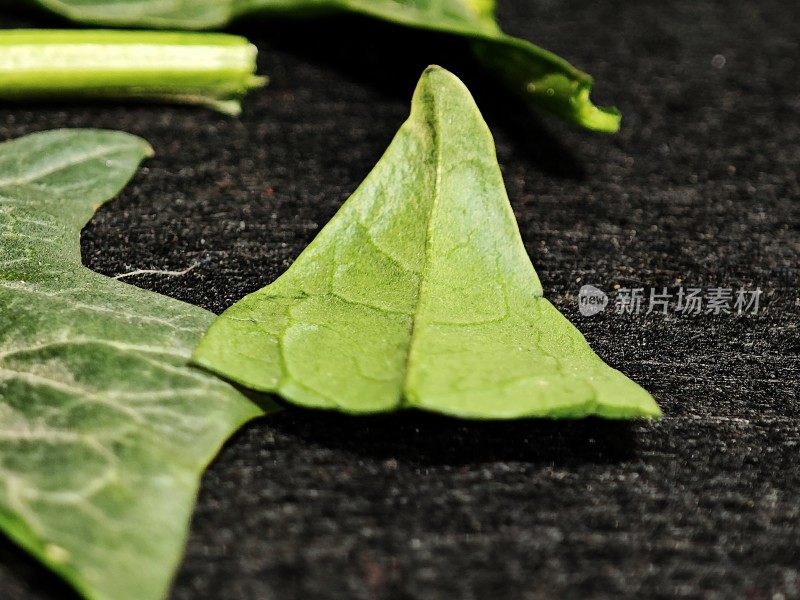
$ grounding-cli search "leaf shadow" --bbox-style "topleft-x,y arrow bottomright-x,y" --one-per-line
0,1 -> 64,27
232,15 -> 586,180
0,535 -> 83,600
261,406 -> 637,467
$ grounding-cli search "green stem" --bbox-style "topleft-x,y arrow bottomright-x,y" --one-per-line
0,29 -> 266,114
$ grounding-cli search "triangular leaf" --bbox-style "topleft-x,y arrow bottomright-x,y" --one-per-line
30,0 -> 620,132
193,67 -> 660,419
0,130 -> 270,600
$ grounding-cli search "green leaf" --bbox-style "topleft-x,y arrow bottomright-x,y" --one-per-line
30,0 -> 621,132
0,130 -> 269,600
192,67 -> 660,419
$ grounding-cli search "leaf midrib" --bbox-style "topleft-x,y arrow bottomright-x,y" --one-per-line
399,91 -> 443,407
0,143 -> 135,189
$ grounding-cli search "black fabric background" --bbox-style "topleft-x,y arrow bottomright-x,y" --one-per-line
1,1 -> 798,598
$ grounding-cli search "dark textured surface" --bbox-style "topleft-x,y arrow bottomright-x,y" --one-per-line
1,1 -> 799,598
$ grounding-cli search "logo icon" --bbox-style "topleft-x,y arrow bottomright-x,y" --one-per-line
578,284 -> 608,316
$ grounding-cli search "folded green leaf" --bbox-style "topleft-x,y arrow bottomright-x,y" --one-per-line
31,0 -> 621,131
192,66 -> 659,419
0,29 -> 266,115
0,130 -> 271,600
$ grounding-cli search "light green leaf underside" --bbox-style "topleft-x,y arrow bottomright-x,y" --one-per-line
0,130 -> 268,600
32,0 -> 620,132
193,67 -> 660,420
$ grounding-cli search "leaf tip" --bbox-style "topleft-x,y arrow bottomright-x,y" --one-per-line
413,65 -> 484,121
419,64 -> 460,88
572,85 -> 621,133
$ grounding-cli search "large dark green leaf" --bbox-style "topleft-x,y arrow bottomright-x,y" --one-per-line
31,0 -> 621,131
192,67 -> 659,419
0,129 -> 269,600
